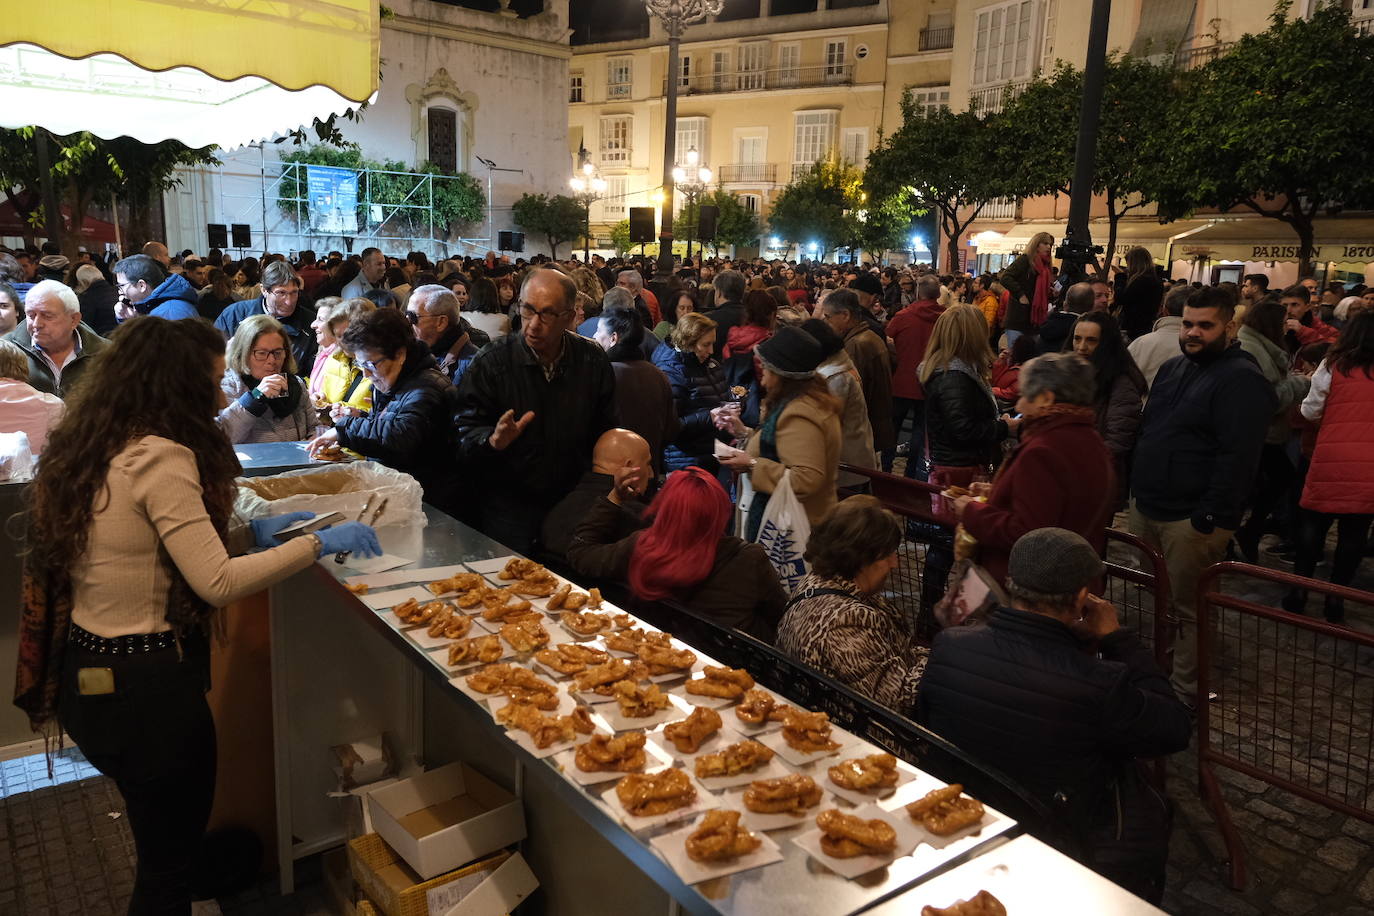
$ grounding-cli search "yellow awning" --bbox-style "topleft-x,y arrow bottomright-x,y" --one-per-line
0,0 -> 379,148
1175,217 -> 1374,263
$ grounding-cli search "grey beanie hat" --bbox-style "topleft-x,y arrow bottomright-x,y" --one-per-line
1006,528 -> 1104,598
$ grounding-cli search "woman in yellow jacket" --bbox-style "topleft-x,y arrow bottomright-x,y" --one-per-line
315,298 -> 375,416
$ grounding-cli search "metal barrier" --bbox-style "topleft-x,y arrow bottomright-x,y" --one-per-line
1195,561 -> 1374,890
1102,529 -> 1173,671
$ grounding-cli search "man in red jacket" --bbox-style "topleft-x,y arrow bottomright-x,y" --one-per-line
882,274 -> 944,479
1281,283 -> 1338,347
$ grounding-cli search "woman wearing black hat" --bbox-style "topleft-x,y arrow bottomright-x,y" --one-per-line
718,325 -> 842,539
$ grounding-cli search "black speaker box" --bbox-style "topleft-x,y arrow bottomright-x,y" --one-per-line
207,223 -> 228,249
697,205 -> 719,239
230,224 -> 252,248
629,207 -> 655,244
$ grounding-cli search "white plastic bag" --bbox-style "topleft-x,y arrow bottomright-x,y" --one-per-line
234,463 -> 425,529
755,469 -> 811,592
0,431 -> 35,482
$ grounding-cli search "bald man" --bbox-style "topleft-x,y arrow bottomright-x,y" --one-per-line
540,428 -> 651,559
142,241 -> 170,268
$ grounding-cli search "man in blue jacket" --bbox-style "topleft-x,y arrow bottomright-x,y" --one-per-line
1129,286 -> 1276,706
112,254 -> 199,322
214,260 -> 316,369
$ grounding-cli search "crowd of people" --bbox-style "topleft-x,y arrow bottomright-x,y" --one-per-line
5,231 -> 1371,909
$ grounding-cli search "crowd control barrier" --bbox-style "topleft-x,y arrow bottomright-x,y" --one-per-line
1195,561 -> 1374,889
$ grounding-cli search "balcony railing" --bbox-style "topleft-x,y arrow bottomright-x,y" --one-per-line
1174,40 -> 1235,71
968,79 -> 1029,114
980,197 -> 1018,221
718,163 -> 778,184
664,64 -> 853,97
919,26 -> 954,51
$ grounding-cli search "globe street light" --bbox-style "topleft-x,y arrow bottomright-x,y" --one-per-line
569,150 -> 607,263
646,0 -> 723,283
671,146 -> 712,260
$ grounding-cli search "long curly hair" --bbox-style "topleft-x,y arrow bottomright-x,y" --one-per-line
25,317 -> 240,632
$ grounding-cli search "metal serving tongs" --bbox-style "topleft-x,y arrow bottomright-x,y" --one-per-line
334,494 -> 377,565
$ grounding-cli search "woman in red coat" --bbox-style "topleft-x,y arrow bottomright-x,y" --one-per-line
1284,310 -> 1374,623
952,352 -> 1116,585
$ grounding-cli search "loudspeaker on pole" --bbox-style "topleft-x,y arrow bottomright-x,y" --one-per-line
697,205 -> 719,240
629,208 -> 655,244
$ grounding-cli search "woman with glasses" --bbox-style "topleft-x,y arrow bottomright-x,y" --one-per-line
308,307 -> 459,511
217,314 -> 316,443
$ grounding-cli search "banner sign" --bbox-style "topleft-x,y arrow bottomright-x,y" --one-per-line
306,165 -> 359,234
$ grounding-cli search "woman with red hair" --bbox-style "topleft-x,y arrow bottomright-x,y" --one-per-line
566,465 -> 788,640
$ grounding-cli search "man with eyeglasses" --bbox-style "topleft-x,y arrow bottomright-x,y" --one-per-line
455,267 -> 618,552
112,254 -> 199,323
407,284 -> 489,386
215,260 -> 317,370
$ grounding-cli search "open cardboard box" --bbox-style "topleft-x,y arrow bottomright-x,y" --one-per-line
349,833 -> 537,916
366,763 -> 526,881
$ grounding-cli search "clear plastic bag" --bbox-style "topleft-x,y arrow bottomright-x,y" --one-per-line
234,463 -> 425,529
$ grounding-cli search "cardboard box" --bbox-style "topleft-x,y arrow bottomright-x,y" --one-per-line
348,833 -> 536,916
366,763 -> 526,881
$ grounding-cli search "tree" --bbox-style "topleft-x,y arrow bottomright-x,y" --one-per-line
512,193 -> 585,257
1150,3 -> 1374,276
866,104 -> 1016,272
681,190 -> 761,255
610,218 -> 633,256
997,55 -> 1180,270
103,137 -> 219,251
767,159 -> 866,260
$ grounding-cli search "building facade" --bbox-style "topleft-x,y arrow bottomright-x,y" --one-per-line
161,0 -> 572,260
568,0 -> 955,257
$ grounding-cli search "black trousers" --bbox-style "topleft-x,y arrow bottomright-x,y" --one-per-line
59,639 -> 216,915
1294,509 -> 1374,588
883,396 -> 927,480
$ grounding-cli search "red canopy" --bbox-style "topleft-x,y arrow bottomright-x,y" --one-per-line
0,199 -> 117,245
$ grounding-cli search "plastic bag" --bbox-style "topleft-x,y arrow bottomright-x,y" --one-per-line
0,431 -> 35,482
755,470 -> 811,592
234,463 -> 424,529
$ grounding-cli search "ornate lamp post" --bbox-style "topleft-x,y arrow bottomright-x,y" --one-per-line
671,146 -> 711,261
645,0 -> 723,282
568,145 -> 606,263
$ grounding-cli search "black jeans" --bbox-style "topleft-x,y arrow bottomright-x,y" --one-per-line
1294,509 -> 1374,588
883,397 -> 927,480
1237,442 -> 1297,547
59,639 -> 216,915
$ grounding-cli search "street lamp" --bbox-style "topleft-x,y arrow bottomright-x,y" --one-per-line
671,146 -> 712,261
646,0 -> 723,284
568,146 -> 607,262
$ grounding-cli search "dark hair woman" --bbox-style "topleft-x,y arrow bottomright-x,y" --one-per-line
1070,309 -> 1147,505
567,466 -> 787,640
17,317 -> 379,913
776,496 -> 928,714
1285,310 -> 1374,623
462,276 -> 509,340
723,290 -> 777,389
198,267 -> 238,321
308,307 -> 458,511
1115,246 -> 1164,341
653,288 -> 697,342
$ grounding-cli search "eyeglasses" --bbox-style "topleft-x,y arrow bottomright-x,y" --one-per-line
406,310 -> 437,325
265,287 -> 300,298
519,303 -> 572,323
250,348 -> 287,361
359,356 -> 389,373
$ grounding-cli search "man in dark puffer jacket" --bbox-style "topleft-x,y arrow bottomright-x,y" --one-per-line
919,528 -> 1191,905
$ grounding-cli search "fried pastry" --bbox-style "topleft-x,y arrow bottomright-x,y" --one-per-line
572,657 -> 646,695
481,597 -> 535,621
563,589 -> 589,610
635,642 -> 697,676
428,608 -> 473,640
611,613 -> 635,629
603,627 -> 672,654
345,583 -> 370,595
497,702 -> 594,749
395,599 -> 445,625
500,618 -> 551,653
464,663 -> 518,694
510,570 -> 559,597
615,768 -> 696,816
612,679 -> 670,717
906,784 -> 985,836
828,753 -> 898,792
454,584 -> 489,609
427,572 -> 483,595
662,706 -> 722,754
734,689 -> 777,725
574,732 -> 648,773
685,809 -> 762,863
815,808 -> 898,858
498,557 -> 542,580
535,642 -> 610,675
587,587 -> 603,610
743,773 -> 823,814
921,891 -> 1006,916
448,634 -> 502,667
478,587 -> 519,611
694,739 -> 775,779
781,709 -> 841,753
500,667 -> 560,709
561,611 -> 612,637
684,666 -> 755,700
546,583 -> 572,610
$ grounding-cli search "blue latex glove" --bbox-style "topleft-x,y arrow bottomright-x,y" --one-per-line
315,522 -> 383,558
250,511 -> 315,549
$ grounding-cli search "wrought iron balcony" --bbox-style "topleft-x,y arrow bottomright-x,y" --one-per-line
718,162 -> 778,184
919,26 -> 954,51
664,64 -> 852,96
1174,41 -> 1235,71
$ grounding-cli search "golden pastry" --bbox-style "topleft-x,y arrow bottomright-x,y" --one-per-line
574,732 -> 648,773
481,596 -> 535,621
815,808 -> 897,858
572,657 -> 646,695
612,679 -> 670,717
448,634 -> 502,667
428,608 -> 473,640
694,740 -> 775,779
345,583 -> 370,595
685,809 -> 762,862
497,702 -> 594,749
604,627 -> 672,654
635,643 -> 697,676
499,667 -> 560,710
587,587 -> 603,610
921,891 -> 1007,916
906,784 -> 985,836
662,706 -> 722,754
780,709 -> 840,753
546,583 -> 572,610
611,613 -> 635,629
534,643 -> 609,675
427,572 -> 483,595
498,557 -> 542,580
563,589 -> 589,611
561,611 -> 612,637
499,618 -> 551,653
510,569 -> 559,597
743,774 -> 823,814
828,754 -> 899,792
464,663 -> 518,694
684,666 -> 755,700
615,768 -> 696,816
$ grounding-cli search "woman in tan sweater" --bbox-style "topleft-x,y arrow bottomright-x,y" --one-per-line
15,316 -> 381,914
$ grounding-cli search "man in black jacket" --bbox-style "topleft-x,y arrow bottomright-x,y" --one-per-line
705,269 -> 745,357
919,528 -> 1190,905
1129,286 -> 1275,705
540,428 -> 650,560
455,268 -> 618,552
